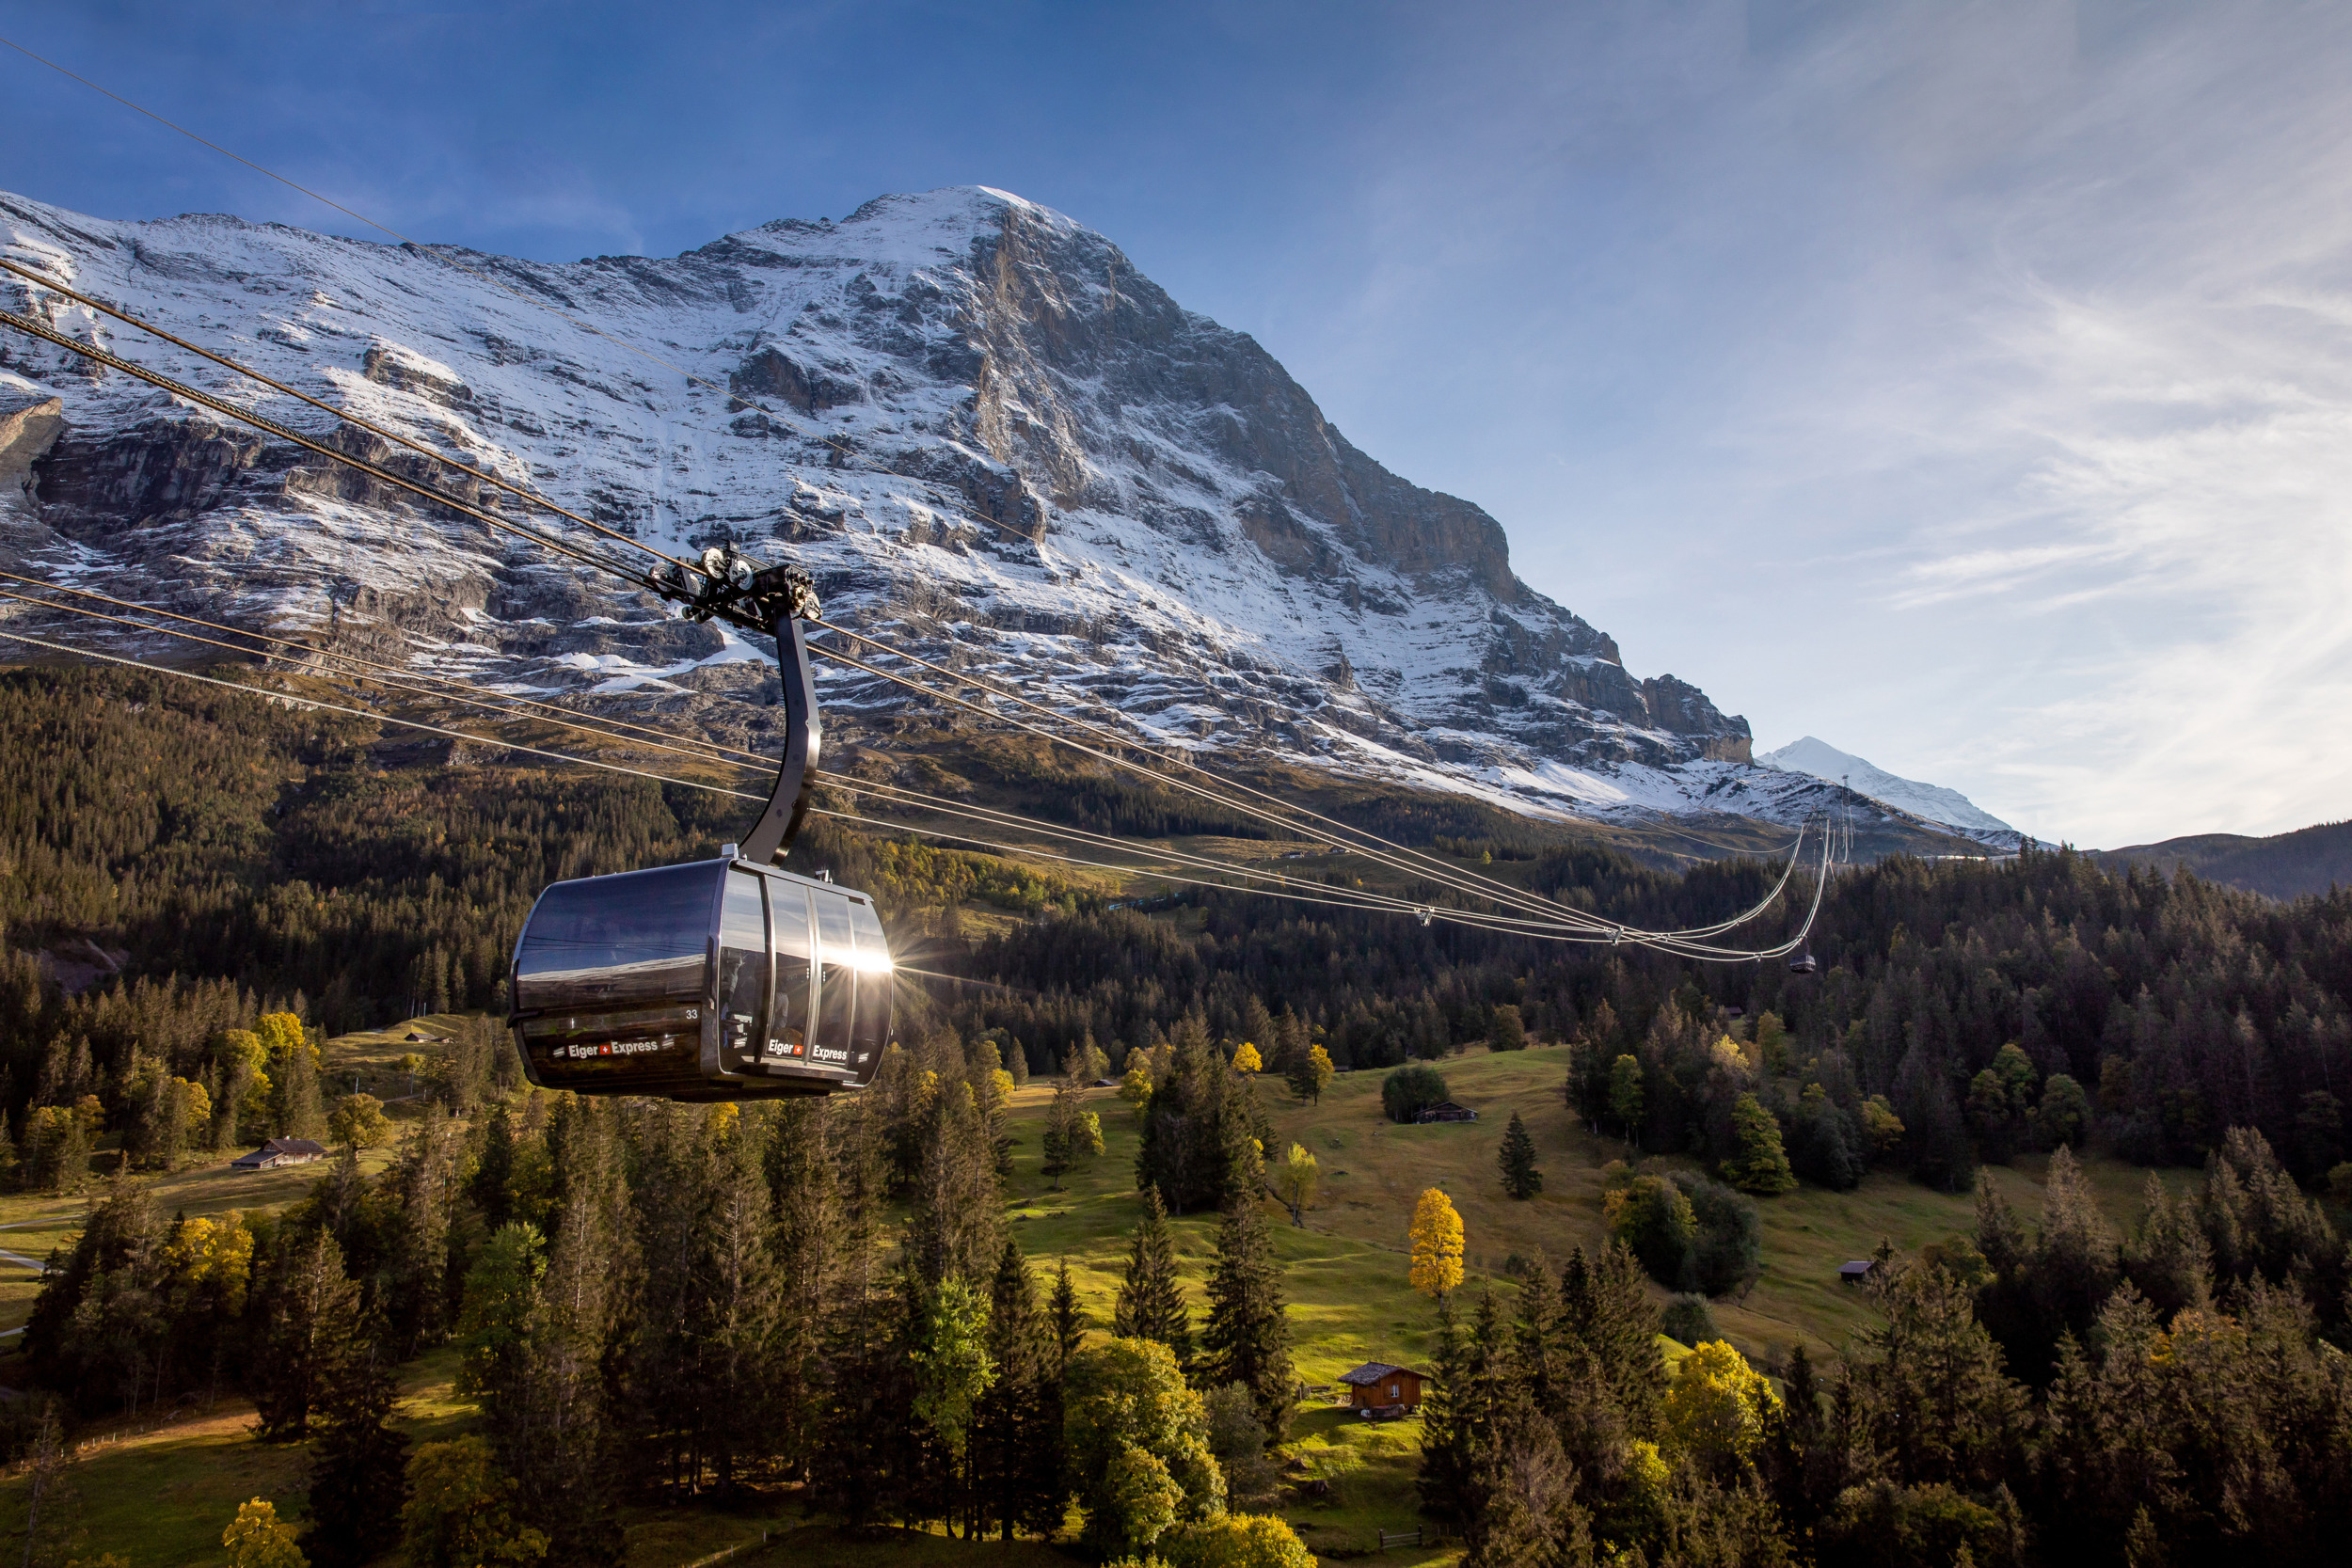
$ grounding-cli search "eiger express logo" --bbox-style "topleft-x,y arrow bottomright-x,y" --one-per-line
810,1044 -> 850,1064
553,1037 -> 673,1060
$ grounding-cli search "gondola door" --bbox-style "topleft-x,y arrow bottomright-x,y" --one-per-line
809,890 -> 857,1072
714,867 -> 770,1076
767,878 -> 816,1064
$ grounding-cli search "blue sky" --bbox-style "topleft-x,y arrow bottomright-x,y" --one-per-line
4,0 -> 2347,847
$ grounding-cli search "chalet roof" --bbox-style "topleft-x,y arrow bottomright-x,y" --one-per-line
1339,1362 -> 1421,1385
1838,1259 -> 1877,1275
237,1137 -> 327,1160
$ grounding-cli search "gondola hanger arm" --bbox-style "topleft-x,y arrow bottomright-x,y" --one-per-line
652,546 -> 823,863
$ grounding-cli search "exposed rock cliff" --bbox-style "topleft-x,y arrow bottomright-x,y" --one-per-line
0,185 -> 1788,828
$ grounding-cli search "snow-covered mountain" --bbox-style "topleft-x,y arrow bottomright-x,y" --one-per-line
1759,736 -> 2021,847
0,182 -> 1944,845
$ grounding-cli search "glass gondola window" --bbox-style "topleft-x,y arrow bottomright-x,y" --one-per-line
512,862 -> 719,1010
812,892 -> 856,1069
847,897 -> 892,1066
770,879 -> 816,1060
717,870 -> 770,1069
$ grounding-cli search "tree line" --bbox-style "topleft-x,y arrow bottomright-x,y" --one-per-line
20,1017 -> 1316,1568
1424,1129 -> 2352,1568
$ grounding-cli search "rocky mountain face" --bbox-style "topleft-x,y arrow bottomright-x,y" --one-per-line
0,183 -> 1888,839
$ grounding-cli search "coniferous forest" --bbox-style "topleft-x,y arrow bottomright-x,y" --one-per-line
4,667 -> 2351,1566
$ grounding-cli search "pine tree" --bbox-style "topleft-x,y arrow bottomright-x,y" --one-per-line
1498,1111 -> 1543,1198
510,1194 -> 626,1560
910,1077 -> 1004,1286
252,1229 -> 362,1438
1112,1187 -> 1192,1360
276,1027 -> 326,1141
301,1320 -> 410,1568
1559,1242 -> 1666,1440
467,1101 -> 516,1233
1608,1054 -> 1645,1146
696,1113 -> 783,1497
1049,1259 -> 1087,1373
1201,1198 -> 1294,1438
770,1101 -> 841,1481
17,1402 -> 82,1567
385,1102 -> 461,1349
2123,1172 -> 2213,1315
974,1240 -> 1066,1539
1136,1014 -> 1266,1212
1511,1257 -> 1564,1418
1847,1260 -> 2026,1490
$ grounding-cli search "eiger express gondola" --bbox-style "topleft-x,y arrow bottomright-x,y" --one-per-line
508,554 -> 893,1098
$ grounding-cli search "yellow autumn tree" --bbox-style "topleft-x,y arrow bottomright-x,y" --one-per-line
1662,1339 -> 1780,1472
1408,1187 -> 1464,1298
1232,1041 -> 1263,1074
222,1497 -> 307,1568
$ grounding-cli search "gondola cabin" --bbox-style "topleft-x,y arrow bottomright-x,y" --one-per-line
508,855 -> 893,1100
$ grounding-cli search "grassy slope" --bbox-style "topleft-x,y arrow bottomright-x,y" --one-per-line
1,1032 -> 2188,1566
1228,1042 -> 2185,1359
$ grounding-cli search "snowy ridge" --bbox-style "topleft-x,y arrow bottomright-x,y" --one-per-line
1759,736 -> 2023,848
1,183 -> 1899,841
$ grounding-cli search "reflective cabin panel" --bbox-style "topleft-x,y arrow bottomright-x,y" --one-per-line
811,891 -> 856,1070
768,879 -> 816,1063
847,896 -> 893,1070
511,862 -> 720,1013
717,868 -> 770,1073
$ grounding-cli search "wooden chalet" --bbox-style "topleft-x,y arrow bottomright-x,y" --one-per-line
1838,1259 -> 1881,1286
232,1137 -> 327,1172
1414,1101 -> 1477,1124
1338,1361 -> 1429,1412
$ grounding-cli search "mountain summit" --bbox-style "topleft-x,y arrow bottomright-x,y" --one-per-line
1,183 -> 1910,838
1759,736 -> 2019,845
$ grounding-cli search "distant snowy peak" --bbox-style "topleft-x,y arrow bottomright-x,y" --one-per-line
1759,736 -> 2019,843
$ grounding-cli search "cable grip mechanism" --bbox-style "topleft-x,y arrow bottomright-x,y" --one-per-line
648,546 -> 824,863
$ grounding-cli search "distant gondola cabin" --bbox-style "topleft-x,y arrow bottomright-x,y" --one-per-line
1339,1362 -> 1428,1412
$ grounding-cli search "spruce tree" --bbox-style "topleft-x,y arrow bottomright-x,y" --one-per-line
301,1321 -> 411,1568
2123,1172 -> 2213,1315
1560,1242 -> 1666,1440
770,1101 -> 842,1481
1201,1198 -> 1294,1438
1511,1256 -> 1563,1418
385,1102 -> 461,1349
975,1240 -> 1066,1539
1498,1111 -> 1543,1198
1049,1259 -> 1087,1372
1136,1014 -> 1266,1212
278,1029 -> 326,1141
510,1189 -> 626,1568
468,1101 -> 516,1232
253,1229 -> 363,1438
910,1076 -> 1003,1286
1112,1187 -> 1192,1361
